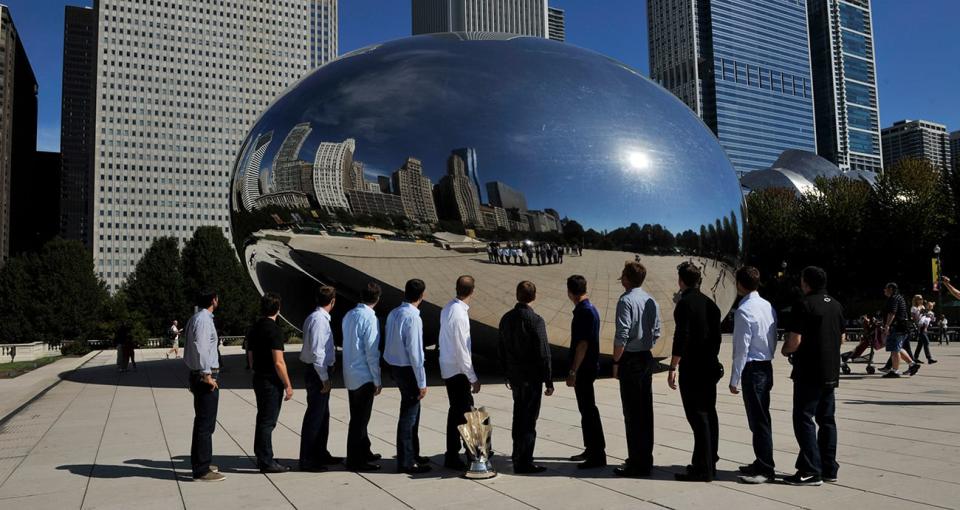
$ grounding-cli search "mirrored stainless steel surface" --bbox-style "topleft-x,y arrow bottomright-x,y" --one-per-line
230,33 -> 745,358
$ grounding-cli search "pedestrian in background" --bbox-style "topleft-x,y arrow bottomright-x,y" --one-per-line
166,319 -> 181,359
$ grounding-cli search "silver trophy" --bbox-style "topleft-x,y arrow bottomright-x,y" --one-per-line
458,407 -> 496,479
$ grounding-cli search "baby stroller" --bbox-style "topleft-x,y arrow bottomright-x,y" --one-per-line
841,316 -> 882,375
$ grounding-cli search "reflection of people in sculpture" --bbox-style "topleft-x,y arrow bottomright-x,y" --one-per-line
612,261 -> 661,478
564,275 -> 606,469
341,282 -> 384,472
440,275 -> 481,471
498,280 -> 554,474
384,279 -> 431,474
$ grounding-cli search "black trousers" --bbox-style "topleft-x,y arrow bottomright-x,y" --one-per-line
299,366 -> 331,468
510,380 -> 543,467
391,366 -> 422,470
618,351 -> 654,470
679,368 -> 719,478
253,373 -> 284,467
741,361 -> 775,476
914,331 -> 933,362
792,382 -> 838,478
574,373 -> 605,458
444,374 -> 474,459
347,382 -> 377,466
189,372 -> 219,478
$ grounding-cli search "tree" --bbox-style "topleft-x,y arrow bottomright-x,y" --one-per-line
0,255 -> 39,343
182,226 -> 258,335
744,187 -> 802,279
124,236 -> 187,336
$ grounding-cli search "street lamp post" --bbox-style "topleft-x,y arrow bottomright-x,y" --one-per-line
934,245 -> 943,331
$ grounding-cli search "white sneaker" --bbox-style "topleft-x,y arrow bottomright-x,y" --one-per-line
738,473 -> 773,484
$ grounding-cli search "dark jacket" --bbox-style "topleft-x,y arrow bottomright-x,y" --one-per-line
672,288 -> 722,371
498,303 -> 553,388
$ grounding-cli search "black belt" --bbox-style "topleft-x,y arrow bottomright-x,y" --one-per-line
620,350 -> 652,359
190,369 -> 219,375
746,360 -> 772,365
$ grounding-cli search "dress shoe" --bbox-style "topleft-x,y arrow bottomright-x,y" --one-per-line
613,465 -> 651,478
196,471 -> 226,482
259,463 -> 291,474
577,457 -> 607,470
928,359 -> 938,364
299,464 -> 328,473
415,455 -> 431,465
513,464 -> 547,474
347,462 -> 381,472
444,457 -> 468,470
209,465 -> 219,473
568,450 -> 589,462
319,455 -> 344,465
399,463 -> 432,474
367,452 -> 383,462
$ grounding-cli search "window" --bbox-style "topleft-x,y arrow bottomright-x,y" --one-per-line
849,130 -> 876,154
839,3 -> 867,33
846,105 -> 875,130
844,57 -> 871,83
842,31 -> 868,58
845,80 -> 873,106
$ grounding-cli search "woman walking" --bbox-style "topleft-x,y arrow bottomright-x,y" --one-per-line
913,302 -> 937,364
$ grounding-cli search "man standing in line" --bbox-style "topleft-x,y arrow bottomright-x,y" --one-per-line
184,290 -> 224,482
439,275 -> 481,470
498,280 -> 554,474
729,266 -> 778,484
298,286 -> 341,472
881,283 -> 920,378
384,279 -> 431,474
668,262 -> 722,482
564,275 -> 606,469
342,282 -> 385,472
781,266 -> 843,486
246,292 -> 294,473
612,262 -> 661,478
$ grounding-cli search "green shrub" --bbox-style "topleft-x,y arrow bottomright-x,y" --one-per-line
61,340 -> 92,357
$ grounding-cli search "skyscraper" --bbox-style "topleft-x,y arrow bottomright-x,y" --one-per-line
807,0 -> 883,173
881,120 -> 951,172
241,132 -> 273,212
89,0 -> 338,290
272,122 -> 313,193
648,0 -> 817,174
437,153 -> 483,227
311,138 -> 355,211
60,6 -> 97,248
393,157 -> 439,224
0,5 -> 37,266
11,152 -> 61,255
451,147 -> 481,202
547,7 -> 565,42
486,181 -> 527,212
412,0 -> 549,38
951,131 -> 960,176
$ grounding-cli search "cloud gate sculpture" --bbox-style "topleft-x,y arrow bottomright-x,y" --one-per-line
229,33 -> 745,359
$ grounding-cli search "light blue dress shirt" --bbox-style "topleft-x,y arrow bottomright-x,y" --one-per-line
614,287 -> 661,352
184,309 -> 219,374
730,291 -> 778,388
383,302 -> 426,389
342,303 -> 382,391
300,307 -> 336,381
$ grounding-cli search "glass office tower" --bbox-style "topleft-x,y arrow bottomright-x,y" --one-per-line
649,0 -> 817,174
808,0 -> 883,173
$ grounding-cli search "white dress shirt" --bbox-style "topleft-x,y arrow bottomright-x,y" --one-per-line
300,308 -> 335,381
439,298 -> 477,383
730,291 -> 777,388
184,309 -> 218,374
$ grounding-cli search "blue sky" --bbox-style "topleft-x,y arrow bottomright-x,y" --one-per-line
7,0 -> 960,152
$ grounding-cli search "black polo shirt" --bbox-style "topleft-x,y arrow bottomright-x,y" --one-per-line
788,292 -> 845,387
570,299 -> 600,377
246,317 -> 285,382
884,293 -> 909,333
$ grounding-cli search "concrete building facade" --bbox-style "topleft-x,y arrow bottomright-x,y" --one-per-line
881,120 -> 951,172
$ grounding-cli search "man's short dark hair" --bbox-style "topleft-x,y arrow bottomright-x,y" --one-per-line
196,289 -> 218,309
885,282 -> 899,293
677,261 -> 701,288
802,266 -> 828,292
260,292 -> 281,316
316,286 -> 336,307
567,275 -> 587,297
516,280 -> 537,304
360,282 -> 382,304
736,266 -> 761,292
404,279 -> 426,302
456,275 -> 475,299
621,261 -> 647,287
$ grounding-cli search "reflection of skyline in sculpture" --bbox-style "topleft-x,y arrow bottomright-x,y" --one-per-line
436,152 -> 483,227
486,181 -> 527,212
392,157 -> 439,224
312,138 -> 355,211
242,132 -> 273,212
272,122 -> 313,193
451,147 -> 482,202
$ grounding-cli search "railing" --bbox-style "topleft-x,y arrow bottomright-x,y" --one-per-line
0,342 -> 63,364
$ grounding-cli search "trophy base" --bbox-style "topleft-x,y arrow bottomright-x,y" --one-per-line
464,459 -> 497,479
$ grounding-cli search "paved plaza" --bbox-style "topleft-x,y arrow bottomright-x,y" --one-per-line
0,341 -> 958,510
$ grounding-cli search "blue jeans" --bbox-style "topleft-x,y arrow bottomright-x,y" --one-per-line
742,361 -> 775,476
189,372 -> 219,478
792,382 -> 838,478
253,373 -> 284,467
391,366 -> 422,470
618,351 -> 654,470
299,365 -> 331,468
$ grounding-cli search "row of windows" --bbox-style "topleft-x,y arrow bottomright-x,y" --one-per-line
849,130 -> 878,154
839,2 -> 869,34
845,80 -> 876,107
841,30 -> 871,59
843,55 -> 874,83
715,58 -> 812,99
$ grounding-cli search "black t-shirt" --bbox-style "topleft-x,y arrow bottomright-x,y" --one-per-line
671,288 -> 722,369
570,299 -> 600,377
883,293 -> 909,333
788,292 -> 845,387
246,317 -> 285,381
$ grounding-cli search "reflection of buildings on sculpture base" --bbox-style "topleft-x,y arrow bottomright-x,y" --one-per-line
479,204 -> 509,230
255,191 -> 312,211
346,189 -> 405,217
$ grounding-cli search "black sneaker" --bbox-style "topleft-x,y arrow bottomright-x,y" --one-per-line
908,363 -> 921,376
882,371 -> 901,378
782,472 -> 822,486
823,475 -> 838,483
577,457 -> 607,470
928,359 -> 938,365
739,464 -> 760,475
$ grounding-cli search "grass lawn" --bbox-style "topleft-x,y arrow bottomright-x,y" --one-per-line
0,356 -> 63,379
